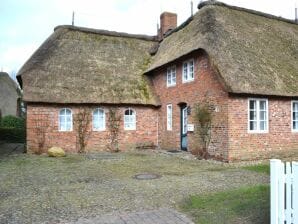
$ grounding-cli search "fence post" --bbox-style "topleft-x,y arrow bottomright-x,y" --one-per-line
271,159 -> 281,224
285,162 -> 292,223
293,161 -> 298,224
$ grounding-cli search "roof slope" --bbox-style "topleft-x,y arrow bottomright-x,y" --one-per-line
18,26 -> 160,106
0,72 -> 21,116
147,1 -> 298,97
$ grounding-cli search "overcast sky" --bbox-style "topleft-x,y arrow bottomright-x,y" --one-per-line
1,0 -> 297,76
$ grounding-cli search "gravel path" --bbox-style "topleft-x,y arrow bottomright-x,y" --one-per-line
0,146 -> 269,224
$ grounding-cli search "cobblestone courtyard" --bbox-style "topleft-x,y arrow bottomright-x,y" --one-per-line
0,143 -> 268,223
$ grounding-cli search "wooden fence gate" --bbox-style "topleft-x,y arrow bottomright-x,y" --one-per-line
270,159 -> 298,224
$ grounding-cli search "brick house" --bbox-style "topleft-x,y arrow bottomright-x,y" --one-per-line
17,1 -> 298,161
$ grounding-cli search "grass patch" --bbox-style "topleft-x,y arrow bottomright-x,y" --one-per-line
181,185 -> 269,224
243,164 -> 270,175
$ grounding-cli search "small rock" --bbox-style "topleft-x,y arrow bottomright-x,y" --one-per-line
48,147 -> 66,157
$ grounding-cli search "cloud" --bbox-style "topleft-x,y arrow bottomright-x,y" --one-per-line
0,43 -> 38,73
1,0 -> 297,73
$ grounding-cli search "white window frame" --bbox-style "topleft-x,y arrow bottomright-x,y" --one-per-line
247,98 -> 268,133
93,108 -> 105,131
292,101 -> 298,132
124,108 -> 136,130
59,108 -> 73,132
182,59 -> 194,83
167,104 -> 173,131
166,66 -> 176,87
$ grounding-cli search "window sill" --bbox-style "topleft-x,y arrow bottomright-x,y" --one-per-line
167,84 -> 176,88
182,79 -> 194,84
247,130 -> 268,134
93,129 -> 106,132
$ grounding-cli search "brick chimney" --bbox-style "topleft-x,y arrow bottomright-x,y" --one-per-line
158,12 -> 177,40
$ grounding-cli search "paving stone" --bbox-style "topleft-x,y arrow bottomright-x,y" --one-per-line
72,208 -> 194,224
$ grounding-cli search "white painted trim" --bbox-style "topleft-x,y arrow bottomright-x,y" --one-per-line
124,108 -> 136,131
182,107 -> 188,134
58,108 -> 73,132
247,98 -> 269,134
182,59 -> 195,83
292,100 -> 298,133
167,104 -> 172,131
92,108 -> 106,131
166,65 -> 176,87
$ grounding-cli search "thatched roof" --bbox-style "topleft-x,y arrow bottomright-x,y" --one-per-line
147,1 -> 298,97
17,25 -> 160,106
0,72 -> 21,116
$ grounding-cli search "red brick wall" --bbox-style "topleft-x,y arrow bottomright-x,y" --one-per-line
228,96 -> 298,161
150,50 -> 229,160
26,104 -> 158,153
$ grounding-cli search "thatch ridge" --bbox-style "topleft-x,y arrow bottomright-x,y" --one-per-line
55,25 -> 158,41
198,1 -> 298,25
147,2 -> 298,97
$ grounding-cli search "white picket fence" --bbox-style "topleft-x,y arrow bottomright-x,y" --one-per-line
271,159 -> 298,224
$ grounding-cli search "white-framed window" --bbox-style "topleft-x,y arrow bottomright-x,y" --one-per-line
167,104 -> 172,130
124,108 -> 136,130
182,59 -> 194,83
59,108 -> 72,131
167,66 -> 176,87
292,101 -> 298,132
248,99 -> 268,133
93,108 -> 105,131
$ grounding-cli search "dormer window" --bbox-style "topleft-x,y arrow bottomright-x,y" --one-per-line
182,59 -> 194,83
167,66 -> 176,87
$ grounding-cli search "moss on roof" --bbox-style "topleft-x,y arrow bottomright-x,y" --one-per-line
18,2 -> 298,102
18,26 -> 160,106
147,2 -> 298,97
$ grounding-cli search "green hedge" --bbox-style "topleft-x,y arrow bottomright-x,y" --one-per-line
0,127 -> 26,143
0,115 -> 25,129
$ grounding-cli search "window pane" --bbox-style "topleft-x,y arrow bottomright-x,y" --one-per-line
59,110 -> 64,116
259,101 -> 266,110
260,121 -> 266,131
124,116 -> 129,123
260,111 -> 266,120
167,105 -> 172,130
59,116 -> 65,130
250,121 -> 257,130
249,100 -> 256,110
66,123 -> 71,131
293,112 -> 298,121
65,109 -> 71,115
249,111 -> 256,120
66,116 -> 71,123
93,121 -> 99,130
167,73 -> 171,85
172,76 -> 176,83
294,121 -> 297,130
293,103 -> 298,112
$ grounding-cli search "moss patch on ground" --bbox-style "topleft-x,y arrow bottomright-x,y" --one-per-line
181,185 -> 270,224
